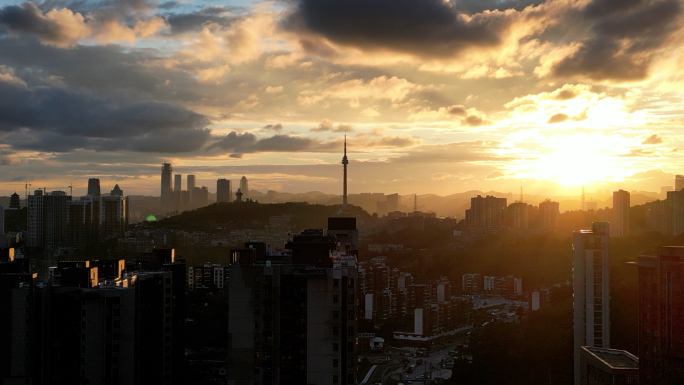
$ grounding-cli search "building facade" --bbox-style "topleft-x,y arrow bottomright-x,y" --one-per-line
227,228 -> 358,385
635,246 -> 684,385
217,179 -> 232,203
573,222 -> 610,385
611,190 -> 630,237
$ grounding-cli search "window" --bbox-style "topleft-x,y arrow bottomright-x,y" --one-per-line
333,343 -> 339,352
333,359 -> 339,367
333,295 -> 339,303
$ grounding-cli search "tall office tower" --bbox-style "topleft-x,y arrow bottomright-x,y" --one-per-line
662,186 -> 673,198
668,189 -> 684,236
87,178 -> 101,197
216,179 -> 232,203
611,190 -> 630,237
174,174 -> 181,192
507,202 -> 530,229
100,195 -> 126,240
539,199 -> 560,229
635,246 -> 684,384
227,230 -> 358,385
573,222 -> 610,385
161,163 -> 173,213
239,176 -> 249,200
676,175 -> 684,191
464,195 -> 507,228
187,174 -> 196,207
341,133 -> 348,207
110,184 -> 123,196
386,193 -> 399,213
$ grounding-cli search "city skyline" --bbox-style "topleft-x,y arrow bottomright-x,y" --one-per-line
0,0 -> 683,197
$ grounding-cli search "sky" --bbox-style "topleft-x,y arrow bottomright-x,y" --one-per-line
0,0 -> 683,198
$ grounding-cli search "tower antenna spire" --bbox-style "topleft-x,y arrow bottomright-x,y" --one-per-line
342,131 -> 349,208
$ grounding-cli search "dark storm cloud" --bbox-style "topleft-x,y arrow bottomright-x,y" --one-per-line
0,75 -> 210,152
282,0 -> 518,58
551,0 -> 681,81
209,132 -> 338,156
165,6 -> 240,35
0,37 -> 201,103
455,0 -> 545,14
0,2 -> 77,46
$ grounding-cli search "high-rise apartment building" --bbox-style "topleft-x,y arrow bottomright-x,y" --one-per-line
28,190 -> 70,250
676,174 -> 684,191
508,202 -> 530,230
101,195 -> 126,240
539,199 -> 560,229
634,246 -> 684,384
227,227 -> 358,385
573,222 -> 610,385
161,163 -> 173,213
87,178 -> 101,197
387,193 -> 400,213
611,190 -> 630,237
216,179 -> 232,203
239,176 -> 249,200
668,189 -> 684,236
465,195 -> 507,228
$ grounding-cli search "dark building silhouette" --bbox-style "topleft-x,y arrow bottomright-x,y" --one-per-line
0,248 -> 184,385
216,179 -> 232,203
27,190 -> 70,250
87,178 -> 101,197
227,226 -> 358,385
635,246 -> 684,384
161,163 -> 173,213
9,192 -> 20,209
111,184 -> 123,196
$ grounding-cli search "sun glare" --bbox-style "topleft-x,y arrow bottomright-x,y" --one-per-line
510,133 -> 633,187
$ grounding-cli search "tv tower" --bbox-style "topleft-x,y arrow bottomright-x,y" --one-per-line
342,132 -> 348,207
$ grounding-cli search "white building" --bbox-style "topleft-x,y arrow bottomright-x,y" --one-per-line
573,222 -> 610,385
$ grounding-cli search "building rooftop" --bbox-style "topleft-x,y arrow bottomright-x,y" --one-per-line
583,347 -> 639,369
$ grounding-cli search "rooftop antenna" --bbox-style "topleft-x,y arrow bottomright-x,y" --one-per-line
25,181 -> 31,201
520,186 -> 524,203
68,183 -> 73,197
581,186 -> 586,211
413,194 -> 418,214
